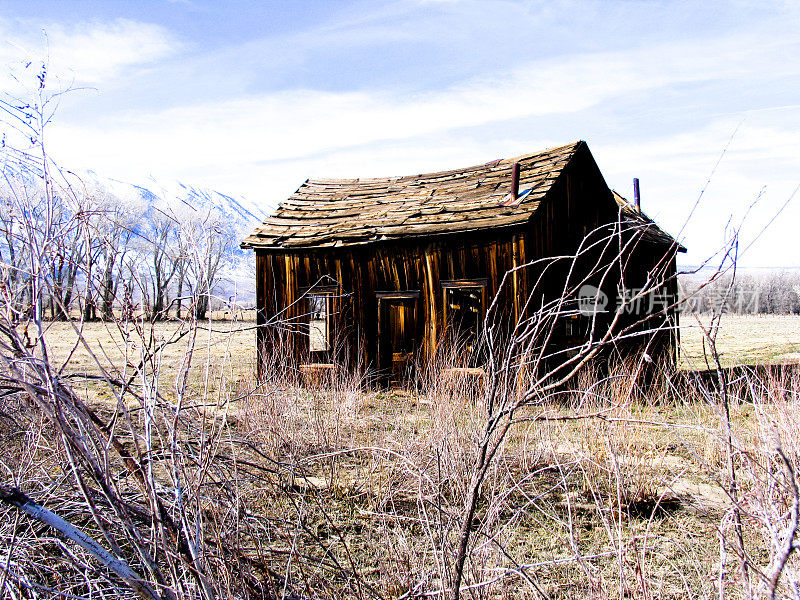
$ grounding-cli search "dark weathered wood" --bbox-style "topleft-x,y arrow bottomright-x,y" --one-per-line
375,290 -> 421,299
248,142 -> 683,379
441,279 -> 488,288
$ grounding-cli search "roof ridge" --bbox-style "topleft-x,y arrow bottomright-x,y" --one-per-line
243,140 -> 585,249
303,140 -> 583,186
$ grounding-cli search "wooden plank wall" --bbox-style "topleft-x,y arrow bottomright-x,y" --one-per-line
254,146 -> 680,375
256,227 -> 529,371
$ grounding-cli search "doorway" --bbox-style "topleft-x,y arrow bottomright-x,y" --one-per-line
442,280 -> 486,364
376,291 -> 420,385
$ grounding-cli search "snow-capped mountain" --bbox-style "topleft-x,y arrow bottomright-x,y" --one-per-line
83,172 -> 266,231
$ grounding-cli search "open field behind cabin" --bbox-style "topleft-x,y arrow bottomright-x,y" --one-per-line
679,314 -> 800,369
40,318 -> 257,402
41,314 -> 800,382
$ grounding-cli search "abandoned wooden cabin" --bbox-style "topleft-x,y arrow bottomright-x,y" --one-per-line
242,141 -> 684,382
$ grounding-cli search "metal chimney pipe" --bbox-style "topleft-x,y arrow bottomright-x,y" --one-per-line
511,162 -> 520,199
633,178 -> 641,211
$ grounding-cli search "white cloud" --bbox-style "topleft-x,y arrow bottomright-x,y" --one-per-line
2,10 -> 795,268
0,17 -> 179,85
45,29 -> 797,173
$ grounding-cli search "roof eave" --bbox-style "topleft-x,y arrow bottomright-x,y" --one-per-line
240,220 -> 532,251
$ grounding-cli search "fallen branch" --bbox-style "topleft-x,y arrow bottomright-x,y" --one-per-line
0,484 -> 161,600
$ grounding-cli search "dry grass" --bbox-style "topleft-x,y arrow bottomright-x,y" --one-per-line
224,363 -> 800,599
2,318 -> 798,599
40,319 -> 255,379
679,314 -> 800,369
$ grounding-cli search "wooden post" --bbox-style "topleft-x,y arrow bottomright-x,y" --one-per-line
423,247 -> 438,360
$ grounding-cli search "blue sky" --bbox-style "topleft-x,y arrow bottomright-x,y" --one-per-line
1,0 -> 798,268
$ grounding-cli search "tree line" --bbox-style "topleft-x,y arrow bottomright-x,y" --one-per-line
0,171 -> 242,322
0,59 -> 247,323
680,270 -> 800,315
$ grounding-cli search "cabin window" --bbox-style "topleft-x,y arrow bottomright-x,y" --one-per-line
565,315 -> 578,337
442,280 -> 487,353
307,293 -> 332,352
563,314 -> 582,338
560,313 -> 594,342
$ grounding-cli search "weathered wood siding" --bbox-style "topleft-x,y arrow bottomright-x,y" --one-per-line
254,145 -> 679,375
256,228 -> 533,370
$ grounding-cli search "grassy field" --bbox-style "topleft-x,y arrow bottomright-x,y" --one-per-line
2,315 -> 798,598
679,314 -> 800,369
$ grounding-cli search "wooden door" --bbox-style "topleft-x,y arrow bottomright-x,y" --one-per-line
377,292 -> 420,385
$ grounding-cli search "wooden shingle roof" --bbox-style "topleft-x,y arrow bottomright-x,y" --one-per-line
242,141 -> 582,249
612,191 -> 686,252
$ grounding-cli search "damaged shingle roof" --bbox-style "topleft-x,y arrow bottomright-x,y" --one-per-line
242,140 -> 683,252
242,141 -> 582,249
612,191 -> 686,252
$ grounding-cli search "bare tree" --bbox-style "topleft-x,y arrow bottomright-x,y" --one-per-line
182,209 -> 235,321
174,233 -> 189,319
144,212 -> 179,319
100,227 -> 126,318
681,269 -> 800,315
0,176 -> 33,312
45,195 -> 85,319
0,58 -> 297,600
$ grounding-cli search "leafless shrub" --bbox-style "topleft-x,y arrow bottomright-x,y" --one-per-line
0,61 -> 371,600
4,56 -> 800,600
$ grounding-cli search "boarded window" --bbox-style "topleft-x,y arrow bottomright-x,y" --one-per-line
308,294 -> 331,352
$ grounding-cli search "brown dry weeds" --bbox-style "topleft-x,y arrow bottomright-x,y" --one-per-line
16,317 -> 799,599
